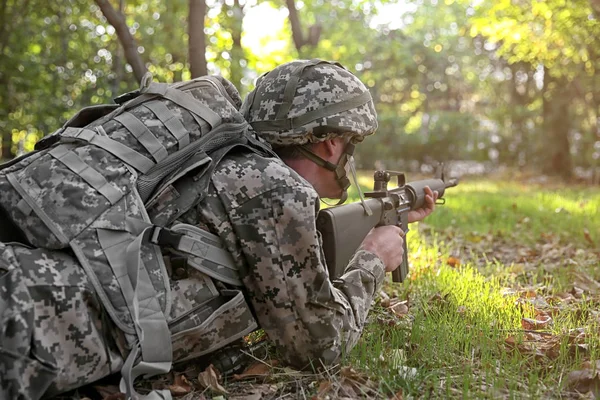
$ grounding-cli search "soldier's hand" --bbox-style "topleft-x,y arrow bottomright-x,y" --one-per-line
408,186 -> 438,223
358,225 -> 404,273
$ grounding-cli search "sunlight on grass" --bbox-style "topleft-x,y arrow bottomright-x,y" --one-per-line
346,172 -> 600,247
343,172 -> 600,398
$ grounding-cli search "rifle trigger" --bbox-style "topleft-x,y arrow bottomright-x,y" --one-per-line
435,198 -> 446,205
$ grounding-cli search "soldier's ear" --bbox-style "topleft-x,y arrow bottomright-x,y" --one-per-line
321,139 -> 337,158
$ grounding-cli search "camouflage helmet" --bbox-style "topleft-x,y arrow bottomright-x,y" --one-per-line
240,59 -> 378,146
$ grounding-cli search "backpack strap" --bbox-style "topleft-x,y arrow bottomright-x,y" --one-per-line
150,224 -> 242,287
96,219 -> 174,400
48,145 -> 123,205
142,100 -> 191,150
113,112 -> 169,163
61,127 -> 155,173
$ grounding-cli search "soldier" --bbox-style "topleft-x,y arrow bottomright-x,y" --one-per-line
178,59 -> 438,368
0,59 -> 437,400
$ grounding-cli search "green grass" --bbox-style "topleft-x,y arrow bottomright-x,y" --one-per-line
342,174 -> 600,399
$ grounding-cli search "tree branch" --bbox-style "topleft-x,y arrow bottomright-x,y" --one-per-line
94,0 -> 146,83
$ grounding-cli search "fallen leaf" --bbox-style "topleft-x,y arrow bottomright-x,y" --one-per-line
228,384 -> 278,400
446,257 -> 461,267
521,315 -> 552,330
519,289 -> 537,299
197,364 -> 229,395
168,374 -> 192,397
94,385 -> 125,400
102,394 -> 125,400
390,300 -> 409,317
316,380 -> 334,397
584,229 -> 595,246
232,361 -> 277,381
567,361 -> 600,398
390,389 -> 403,399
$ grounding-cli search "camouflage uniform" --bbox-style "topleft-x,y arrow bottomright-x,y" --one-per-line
178,151 -> 385,367
0,59 -> 382,399
179,59 -> 385,367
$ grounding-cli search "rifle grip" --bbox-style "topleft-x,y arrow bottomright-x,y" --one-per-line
392,239 -> 409,282
392,211 -> 410,283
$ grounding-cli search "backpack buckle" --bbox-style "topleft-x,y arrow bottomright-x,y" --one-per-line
149,226 -> 184,249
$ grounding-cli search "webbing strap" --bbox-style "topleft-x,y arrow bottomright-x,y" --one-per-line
275,59 -> 334,121
97,225 -> 172,399
48,145 -> 123,205
61,127 -> 155,173
114,112 -> 169,163
143,83 -> 222,130
166,224 -> 242,286
250,90 -> 373,132
295,146 -> 337,171
121,345 -> 172,400
6,172 -> 70,245
143,100 -> 190,150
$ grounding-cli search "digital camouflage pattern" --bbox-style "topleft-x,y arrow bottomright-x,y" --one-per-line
0,61 -> 385,398
0,242 -> 124,399
240,59 -> 378,146
178,150 -> 386,367
0,75 -> 267,399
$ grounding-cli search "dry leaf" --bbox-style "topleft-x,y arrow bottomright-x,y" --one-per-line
390,300 -> 409,317
390,389 -> 404,399
446,257 -> 461,267
102,394 -> 126,400
94,385 -> 125,400
228,384 -> 278,400
197,364 -> 229,395
232,361 -> 277,381
567,361 -> 600,397
519,289 -> 537,299
168,374 -> 192,397
584,229 -> 595,246
316,380 -> 334,397
521,315 -> 552,330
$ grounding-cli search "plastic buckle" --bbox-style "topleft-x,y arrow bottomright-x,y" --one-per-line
149,226 -> 184,249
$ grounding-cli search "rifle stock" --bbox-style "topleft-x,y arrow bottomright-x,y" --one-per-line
316,168 -> 458,282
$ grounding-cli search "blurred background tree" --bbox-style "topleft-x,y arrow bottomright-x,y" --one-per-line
1,0 -> 599,181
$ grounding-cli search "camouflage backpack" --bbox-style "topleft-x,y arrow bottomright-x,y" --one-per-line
0,74 -> 271,399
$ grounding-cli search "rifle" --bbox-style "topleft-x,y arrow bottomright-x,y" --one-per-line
316,166 -> 458,282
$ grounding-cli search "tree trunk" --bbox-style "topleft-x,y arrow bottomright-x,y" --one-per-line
228,0 -> 245,88
284,0 -> 321,56
285,0 -> 305,51
509,62 -> 530,167
94,0 -> 146,84
0,73 -> 11,160
188,0 -> 207,78
111,0 -> 124,96
542,66 -> 572,179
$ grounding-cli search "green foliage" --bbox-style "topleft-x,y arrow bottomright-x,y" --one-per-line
1,0 -> 600,176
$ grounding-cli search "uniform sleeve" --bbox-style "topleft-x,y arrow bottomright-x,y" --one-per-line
230,184 -> 386,368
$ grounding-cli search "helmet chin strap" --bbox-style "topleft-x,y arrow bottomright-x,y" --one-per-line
296,143 -> 352,205
296,142 -> 372,211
